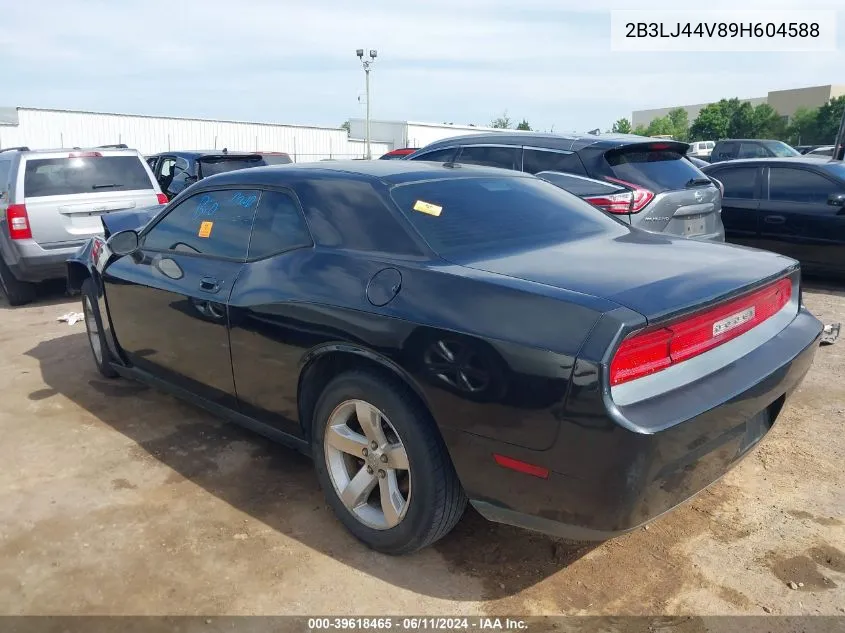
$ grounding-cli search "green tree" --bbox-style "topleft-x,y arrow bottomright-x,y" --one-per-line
340,120 -> 351,133
611,118 -> 632,134
516,119 -> 532,131
689,102 -> 731,140
633,124 -> 649,136
645,115 -> 674,137
490,111 -> 512,129
667,108 -> 690,141
786,107 -> 819,145
750,103 -> 786,139
815,95 -> 845,143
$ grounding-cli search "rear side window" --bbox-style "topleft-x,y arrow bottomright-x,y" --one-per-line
456,146 -> 522,171
247,190 -> 312,259
198,157 -> 266,177
522,149 -> 586,175
604,147 -> 706,193
0,161 -> 10,192
390,176 -> 623,255
769,168 -> 839,204
410,147 -> 459,163
143,189 -> 259,259
23,156 -> 154,197
712,167 -> 757,199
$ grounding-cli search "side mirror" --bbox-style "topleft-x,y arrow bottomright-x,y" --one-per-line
827,192 -> 845,207
107,229 -> 140,256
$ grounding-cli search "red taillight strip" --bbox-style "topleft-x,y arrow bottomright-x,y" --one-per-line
610,278 -> 792,386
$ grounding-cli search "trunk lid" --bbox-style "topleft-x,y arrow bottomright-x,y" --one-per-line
455,233 -> 796,321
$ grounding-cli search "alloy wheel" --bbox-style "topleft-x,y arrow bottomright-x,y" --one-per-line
323,399 -> 411,530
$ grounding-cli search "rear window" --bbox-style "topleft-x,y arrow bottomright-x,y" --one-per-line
390,176 -> 623,255
198,157 -> 266,177
604,148 -> 707,193
23,156 -> 154,197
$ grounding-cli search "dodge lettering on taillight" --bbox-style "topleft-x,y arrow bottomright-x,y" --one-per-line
713,307 -> 756,337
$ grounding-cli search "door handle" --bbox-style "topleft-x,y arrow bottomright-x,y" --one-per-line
199,276 -> 221,293
764,215 -> 786,225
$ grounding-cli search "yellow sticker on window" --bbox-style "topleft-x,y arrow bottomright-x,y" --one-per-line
413,200 -> 443,217
198,221 -> 214,238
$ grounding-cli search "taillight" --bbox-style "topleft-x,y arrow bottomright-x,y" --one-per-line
156,193 -> 168,204
68,151 -> 102,158
610,277 -> 792,386
584,178 -> 655,215
6,204 -> 32,240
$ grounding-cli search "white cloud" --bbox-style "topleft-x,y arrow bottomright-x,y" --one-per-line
0,0 -> 842,131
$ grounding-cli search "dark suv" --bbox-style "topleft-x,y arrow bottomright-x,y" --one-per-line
710,139 -> 800,164
407,133 -> 724,241
146,150 -> 291,200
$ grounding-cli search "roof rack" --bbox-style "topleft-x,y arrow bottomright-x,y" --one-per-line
0,146 -> 30,153
96,144 -> 128,149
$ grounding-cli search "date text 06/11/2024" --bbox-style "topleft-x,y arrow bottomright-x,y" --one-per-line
306,617 -> 528,631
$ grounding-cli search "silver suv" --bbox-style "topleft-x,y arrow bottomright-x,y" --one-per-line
0,145 -> 166,305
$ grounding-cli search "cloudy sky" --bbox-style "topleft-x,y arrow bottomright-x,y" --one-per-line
1,0 -> 843,132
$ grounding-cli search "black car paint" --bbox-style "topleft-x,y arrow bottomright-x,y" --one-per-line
704,157 -> 845,275
67,161 -> 822,541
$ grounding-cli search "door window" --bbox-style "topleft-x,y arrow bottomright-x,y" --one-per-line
738,143 -> 768,159
455,146 -> 522,171
247,190 -> 312,259
143,189 -> 260,259
769,168 -> 839,204
408,147 -> 459,163
712,167 -> 758,199
522,149 -> 586,175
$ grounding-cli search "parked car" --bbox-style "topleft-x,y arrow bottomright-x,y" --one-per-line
68,160 -> 821,554
257,151 -> 293,165
408,133 -> 724,241
379,148 -> 419,160
146,150 -> 285,201
710,139 -> 800,163
687,140 -> 715,160
0,145 -> 166,306
805,145 -> 835,158
703,157 -> 845,275
795,145 -> 823,155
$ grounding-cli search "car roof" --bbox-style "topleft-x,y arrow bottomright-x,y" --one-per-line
703,156 -> 836,167
411,131 -> 687,154
148,150 -> 262,159
199,159 -> 531,188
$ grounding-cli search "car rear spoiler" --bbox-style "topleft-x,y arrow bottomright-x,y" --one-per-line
605,140 -> 690,155
198,153 -> 263,163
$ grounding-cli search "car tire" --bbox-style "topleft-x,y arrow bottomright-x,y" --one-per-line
312,370 -> 467,555
0,257 -> 36,306
81,278 -> 119,378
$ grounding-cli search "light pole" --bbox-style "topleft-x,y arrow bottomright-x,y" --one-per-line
356,48 -> 377,159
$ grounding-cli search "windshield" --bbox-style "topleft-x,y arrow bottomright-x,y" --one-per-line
763,141 -> 801,157
23,156 -> 154,197
390,176 -> 624,256
198,157 -> 266,177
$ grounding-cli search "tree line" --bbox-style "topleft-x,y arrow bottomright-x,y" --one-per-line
610,96 -> 845,146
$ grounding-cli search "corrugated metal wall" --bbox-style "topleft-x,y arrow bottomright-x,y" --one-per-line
0,108 -> 390,161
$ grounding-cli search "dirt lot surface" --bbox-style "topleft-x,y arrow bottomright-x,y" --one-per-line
0,281 -> 843,618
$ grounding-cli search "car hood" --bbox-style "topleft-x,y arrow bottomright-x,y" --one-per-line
101,204 -> 165,238
453,232 -> 797,322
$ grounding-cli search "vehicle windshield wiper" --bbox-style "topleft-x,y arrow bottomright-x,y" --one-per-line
92,183 -> 121,189
685,177 -> 712,188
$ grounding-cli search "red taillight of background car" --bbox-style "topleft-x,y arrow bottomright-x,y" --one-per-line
156,193 -> 168,204
610,277 -> 792,386
584,177 -> 655,215
6,204 -> 32,240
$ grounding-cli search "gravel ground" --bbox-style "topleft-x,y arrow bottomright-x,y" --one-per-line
0,280 -> 842,617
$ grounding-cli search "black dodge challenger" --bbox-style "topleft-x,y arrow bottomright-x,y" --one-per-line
67,160 -> 822,555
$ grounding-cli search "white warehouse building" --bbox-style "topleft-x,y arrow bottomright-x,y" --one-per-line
0,107 -> 513,161
0,107 -> 390,161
